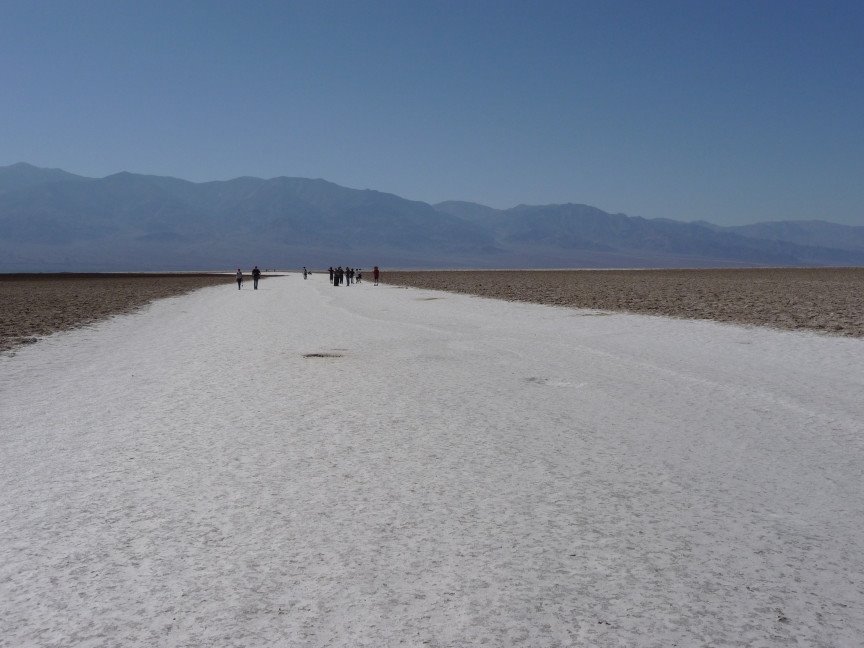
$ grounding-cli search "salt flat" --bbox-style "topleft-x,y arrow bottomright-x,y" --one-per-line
1,274 -> 862,647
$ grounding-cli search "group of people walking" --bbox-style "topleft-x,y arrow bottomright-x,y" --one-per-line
329,266 -> 358,285
235,265 -> 262,289
328,266 -> 379,286
234,265 -> 379,289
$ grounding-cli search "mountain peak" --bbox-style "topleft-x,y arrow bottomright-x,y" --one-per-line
0,162 -> 88,193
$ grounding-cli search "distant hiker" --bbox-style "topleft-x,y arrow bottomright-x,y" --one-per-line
236,268 -> 243,290
303,266 -> 308,280
357,269 -> 362,283
329,266 -> 334,284
373,266 -> 380,285
252,265 -> 261,289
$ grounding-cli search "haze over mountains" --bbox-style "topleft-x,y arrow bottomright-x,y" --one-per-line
1,162 -> 863,271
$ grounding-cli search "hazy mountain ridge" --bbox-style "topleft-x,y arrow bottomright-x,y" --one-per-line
727,220 -> 864,253
1,163 -> 862,270
434,200 -> 864,266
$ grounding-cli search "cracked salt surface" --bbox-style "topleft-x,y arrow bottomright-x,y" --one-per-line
1,275 -> 862,647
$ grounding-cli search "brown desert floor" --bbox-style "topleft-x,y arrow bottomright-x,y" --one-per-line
0,273 -> 240,352
381,267 -> 864,337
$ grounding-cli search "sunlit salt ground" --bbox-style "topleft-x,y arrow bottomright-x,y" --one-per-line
1,274 -> 862,647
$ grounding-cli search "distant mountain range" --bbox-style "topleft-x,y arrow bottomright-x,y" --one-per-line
1,162 -> 862,270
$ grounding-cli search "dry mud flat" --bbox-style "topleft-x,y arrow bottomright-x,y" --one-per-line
382,267 -> 864,337
0,273 -> 237,352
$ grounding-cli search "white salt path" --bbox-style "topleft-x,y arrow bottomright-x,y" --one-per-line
1,275 -> 862,647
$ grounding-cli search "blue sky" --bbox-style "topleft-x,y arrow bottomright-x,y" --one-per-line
2,0 -> 863,225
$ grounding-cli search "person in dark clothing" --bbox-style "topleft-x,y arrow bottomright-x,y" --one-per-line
303,267 -> 308,280
329,267 -> 334,283
252,266 -> 261,289
235,268 -> 243,289
373,266 -> 380,285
